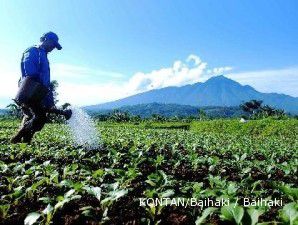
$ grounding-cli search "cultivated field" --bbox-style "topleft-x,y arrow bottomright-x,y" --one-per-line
0,118 -> 297,225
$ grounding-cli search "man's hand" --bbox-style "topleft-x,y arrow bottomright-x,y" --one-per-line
63,109 -> 72,120
47,106 -> 72,120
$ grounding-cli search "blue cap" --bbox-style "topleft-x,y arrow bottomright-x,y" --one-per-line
40,32 -> 62,50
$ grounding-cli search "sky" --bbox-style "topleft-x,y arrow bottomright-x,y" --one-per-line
0,0 -> 298,108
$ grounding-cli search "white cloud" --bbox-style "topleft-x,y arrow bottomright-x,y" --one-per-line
125,54 -> 232,93
0,63 -> 19,107
55,54 -> 233,106
57,82 -> 126,106
208,66 -> 233,75
54,61 -> 298,106
51,55 -> 233,106
50,64 -> 129,106
1,53 -> 297,108
227,67 -> 298,97
53,55 -> 205,105
51,63 -> 125,83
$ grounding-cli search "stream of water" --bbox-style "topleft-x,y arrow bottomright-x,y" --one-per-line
66,106 -> 100,150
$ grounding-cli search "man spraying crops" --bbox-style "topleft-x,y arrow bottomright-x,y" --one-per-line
10,32 -> 72,144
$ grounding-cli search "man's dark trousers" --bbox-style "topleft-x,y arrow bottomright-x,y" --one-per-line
11,104 -> 47,143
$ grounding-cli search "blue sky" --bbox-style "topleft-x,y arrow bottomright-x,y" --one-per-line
0,0 -> 298,107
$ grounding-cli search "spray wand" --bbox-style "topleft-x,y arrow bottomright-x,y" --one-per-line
48,107 -> 72,120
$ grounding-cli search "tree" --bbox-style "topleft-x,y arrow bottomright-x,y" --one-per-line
258,105 -> 285,119
110,110 -> 131,122
240,100 -> 286,119
6,103 -> 22,118
240,100 -> 263,115
48,81 -> 73,123
49,80 -> 59,105
198,109 -> 208,121
151,114 -> 165,122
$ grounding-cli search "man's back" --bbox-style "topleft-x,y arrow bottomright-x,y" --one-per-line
20,46 -> 53,108
21,46 -> 51,88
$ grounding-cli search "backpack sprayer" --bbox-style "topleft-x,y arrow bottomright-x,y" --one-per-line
13,76 -> 72,120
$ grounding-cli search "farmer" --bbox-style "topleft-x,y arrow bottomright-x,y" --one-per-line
11,31 -> 71,144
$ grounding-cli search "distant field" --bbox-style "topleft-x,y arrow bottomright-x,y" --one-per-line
0,118 -> 297,224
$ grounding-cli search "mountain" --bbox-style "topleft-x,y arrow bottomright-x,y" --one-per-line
85,75 -> 298,114
0,109 -> 8,115
87,103 -> 243,118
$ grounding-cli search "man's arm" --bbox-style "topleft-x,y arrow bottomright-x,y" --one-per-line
44,92 -> 72,120
43,91 -> 55,110
46,104 -> 72,120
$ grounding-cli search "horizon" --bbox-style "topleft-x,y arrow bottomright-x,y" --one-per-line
1,75 -> 297,110
1,1 -> 298,108
85,75 -> 298,108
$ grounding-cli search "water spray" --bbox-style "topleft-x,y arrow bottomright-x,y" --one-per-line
66,106 -> 100,150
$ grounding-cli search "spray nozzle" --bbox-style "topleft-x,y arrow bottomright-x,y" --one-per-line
63,109 -> 72,120
48,107 -> 72,120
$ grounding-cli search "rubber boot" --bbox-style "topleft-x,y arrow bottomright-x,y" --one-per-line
22,131 -> 34,144
10,117 -> 32,144
10,132 -> 22,144
10,128 -> 28,144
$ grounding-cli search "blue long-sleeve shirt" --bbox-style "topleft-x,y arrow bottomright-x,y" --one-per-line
20,46 -> 54,108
